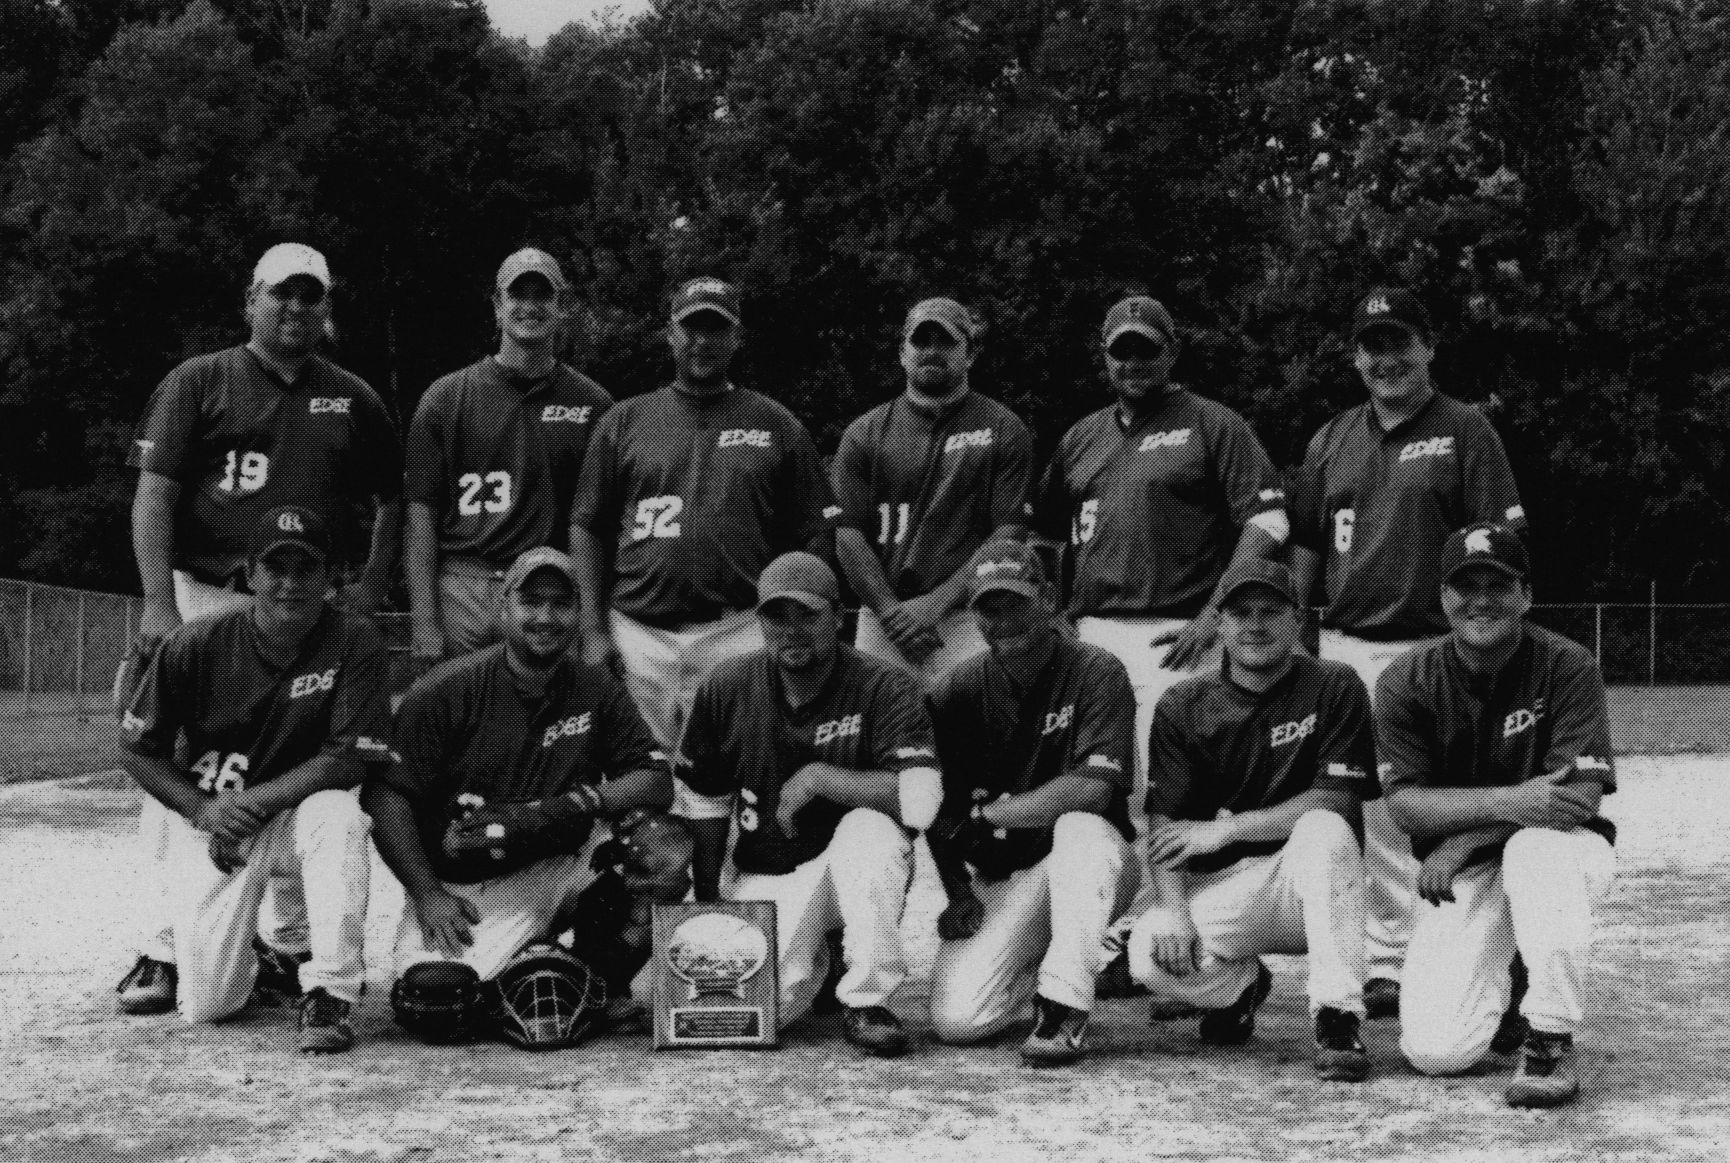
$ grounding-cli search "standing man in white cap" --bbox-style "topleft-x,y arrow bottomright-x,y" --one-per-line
569,277 -> 840,750
1289,287 -> 1526,1020
118,242 -> 402,1017
404,248 -> 614,664
831,297 -> 1033,684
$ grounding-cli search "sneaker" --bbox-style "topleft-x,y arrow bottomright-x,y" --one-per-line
1364,976 -> 1400,1020
297,988 -> 354,1055
842,1005 -> 910,1057
1505,1030 -> 1579,1108
1313,1007 -> 1371,1082
1198,962 -> 1272,1046
1021,996 -> 1090,1066
251,938 -> 305,1008
117,956 -> 177,1015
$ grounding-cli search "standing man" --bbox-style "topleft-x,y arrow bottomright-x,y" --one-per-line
116,506 -> 389,1053
1290,287 -> 1527,1019
670,553 -> 943,1056
925,541 -> 1137,1066
118,242 -> 402,1017
1379,523 -> 1616,1107
1033,295 -> 1289,835
1126,560 -> 1378,1082
404,248 -> 614,665
831,297 -> 1033,683
569,277 -> 840,750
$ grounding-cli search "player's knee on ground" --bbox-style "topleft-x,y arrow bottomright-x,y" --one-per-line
392,961 -> 482,1043
1403,1026 -> 1497,1076
929,990 -> 1007,1045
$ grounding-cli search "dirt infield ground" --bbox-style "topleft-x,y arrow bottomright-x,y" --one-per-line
2,756 -> 1726,1163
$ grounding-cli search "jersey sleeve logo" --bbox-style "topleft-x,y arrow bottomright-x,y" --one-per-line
541,712 -> 594,747
309,397 -> 352,414
813,713 -> 863,746
1138,428 -> 1193,452
1326,761 -> 1368,779
717,428 -> 772,448
541,405 -> 594,423
943,429 -> 995,453
1506,504 -> 1526,522
894,745 -> 935,761
289,666 -> 338,698
1270,713 -> 1317,748
1575,755 -> 1611,773
1041,704 -> 1075,735
355,735 -> 393,756
1399,436 -> 1455,463
121,710 -> 147,738
1086,754 -> 1123,772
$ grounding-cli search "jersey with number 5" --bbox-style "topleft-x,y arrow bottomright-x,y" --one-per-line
119,603 -> 395,794
570,386 -> 838,627
129,347 -> 402,583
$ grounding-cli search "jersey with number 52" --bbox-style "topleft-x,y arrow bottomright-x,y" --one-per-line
129,346 -> 402,583
571,386 -> 838,627
119,604 -> 395,794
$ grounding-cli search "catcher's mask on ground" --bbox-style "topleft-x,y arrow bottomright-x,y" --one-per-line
490,941 -> 608,1050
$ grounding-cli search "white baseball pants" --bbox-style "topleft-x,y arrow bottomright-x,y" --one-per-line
930,812 -> 1135,1042
166,789 -> 371,1022
1401,827 -> 1615,1075
609,607 -> 762,749
853,607 -> 988,688
1127,809 -> 1368,1016
723,807 -> 913,1026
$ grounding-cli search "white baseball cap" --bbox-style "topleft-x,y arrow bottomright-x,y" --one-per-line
253,243 -> 331,290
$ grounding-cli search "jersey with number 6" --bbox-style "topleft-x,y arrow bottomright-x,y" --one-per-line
570,385 -> 839,627
405,358 -> 613,564
119,604 -> 394,794
128,346 -> 402,583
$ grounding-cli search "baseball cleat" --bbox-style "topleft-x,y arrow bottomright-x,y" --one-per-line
1021,996 -> 1090,1066
1313,1007 -> 1371,1081
1363,976 -> 1400,1020
842,1005 -> 910,1057
1505,1029 -> 1579,1108
251,937 -> 305,1008
117,955 -> 177,1015
1198,961 -> 1272,1046
297,988 -> 354,1055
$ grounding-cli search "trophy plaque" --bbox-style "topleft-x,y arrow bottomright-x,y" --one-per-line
651,900 -> 779,1049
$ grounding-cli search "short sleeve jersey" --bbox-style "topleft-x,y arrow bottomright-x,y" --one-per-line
404,358 -> 613,564
1033,389 -> 1286,618
128,347 -> 403,581
120,604 -> 394,791
1292,391 -> 1525,639
1149,652 -> 1378,875
830,391 -> 1033,599
674,645 -> 936,876
929,637 -> 1135,872
569,386 -> 840,627
1376,624 -> 1616,861
382,645 -> 664,883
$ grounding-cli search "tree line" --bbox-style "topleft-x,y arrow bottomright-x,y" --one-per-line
2,0 -> 1727,601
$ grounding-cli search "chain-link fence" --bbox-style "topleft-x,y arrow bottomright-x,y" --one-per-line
0,578 -> 1723,780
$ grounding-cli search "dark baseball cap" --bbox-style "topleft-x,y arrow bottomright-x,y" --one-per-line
496,248 -> 567,294
671,277 -> 742,327
1440,522 -> 1530,584
756,552 -> 840,612
1217,559 -> 1298,609
502,546 -> 580,595
1351,287 -> 1432,343
904,297 -> 977,344
967,540 -> 1046,605
1103,296 -> 1177,347
248,505 -> 332,564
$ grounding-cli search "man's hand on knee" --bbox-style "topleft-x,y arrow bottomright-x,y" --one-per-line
413,887 -> 480,958
1140,907 -> 1202,977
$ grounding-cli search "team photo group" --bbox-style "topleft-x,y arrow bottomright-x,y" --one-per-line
110,237 -> 1616,1112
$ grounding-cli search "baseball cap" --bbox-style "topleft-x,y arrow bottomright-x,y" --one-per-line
903,297 -> 977,344
1103,296 -> 1177,348
1351,287 -> 1432,343
670,277 -> 742,327
502,546 -> 580,595
756,552 -> 840,612
248,505 -> 332,564
1440,522 -> 1529,584
253,243 -> 331,290
1217,559 -> 1298,609
967,540 -> 1046,605
496,248 -> 568,295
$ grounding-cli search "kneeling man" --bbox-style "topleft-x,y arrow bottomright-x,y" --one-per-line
926,540 -> 1138,1065
1128,560 -> 1378,1081
672,552 -> 942,1057
1379,523 -> 1616,1107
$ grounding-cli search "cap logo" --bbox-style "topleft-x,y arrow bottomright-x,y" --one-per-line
684,278 -> 730,298
1364,294 -> 1392,315
1464,529 -> 1494,555
976,559 -> 1020,577
278,511 -> 306,534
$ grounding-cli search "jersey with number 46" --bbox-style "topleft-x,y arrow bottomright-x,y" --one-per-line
128,346 -> 402,583
571,386 -> 838,627
120,604 -> 395,795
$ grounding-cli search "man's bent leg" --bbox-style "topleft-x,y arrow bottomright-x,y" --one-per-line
393,853 -> 601,981
728,857 -> 840,1027
1040,813 -> 1133,1013
289,790 -> 371,1007
1278,809 -> 1367,1016
824,808 -> 913,1010
929,868 -> 1050,1044
1502,828 -> 1615,1037
1399,860 -> 1514,1075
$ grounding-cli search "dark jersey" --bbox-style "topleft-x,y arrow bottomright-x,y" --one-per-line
1149,652 -> 1378,875
405,358 -> 613,564
570,386 -> 839,627
1033,389 -> 1285,619
382,645 -> 664,883
129,346 -> 402,581
831,391 -> 1033,600
1292,391 -> 1525,640
929,637 -> 1135,872
675,645 -> 936,876
1376,624 -> 1616,861
120,604 -> 394,793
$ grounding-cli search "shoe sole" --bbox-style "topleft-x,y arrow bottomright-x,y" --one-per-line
1315,1053 -> 1371,1082
1506,1078 -> 1579,1108
299,1033 -> 355,1055
117,996 -> 176,1016
1021,1043 -> 1087,1067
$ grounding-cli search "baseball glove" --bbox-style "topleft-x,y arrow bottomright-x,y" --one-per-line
554,809 -> 695,994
